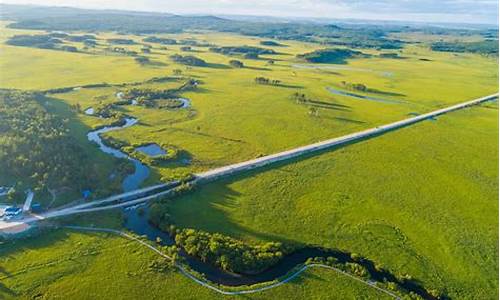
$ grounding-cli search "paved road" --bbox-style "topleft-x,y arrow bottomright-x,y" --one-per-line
195,93 -> 498,182
0,93 -> 497,232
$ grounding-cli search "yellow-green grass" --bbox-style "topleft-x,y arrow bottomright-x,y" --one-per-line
30,28 -> 497,185
1,23 -> 498,299
0,227 -> 392,300
168,103 -> 499,299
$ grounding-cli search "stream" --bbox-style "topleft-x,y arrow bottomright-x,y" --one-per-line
86,111 -> 343,286
87,118 -> 149,192
85,99 -> 431,298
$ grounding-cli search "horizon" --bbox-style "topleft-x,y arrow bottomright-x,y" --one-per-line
1,0 -> 498,26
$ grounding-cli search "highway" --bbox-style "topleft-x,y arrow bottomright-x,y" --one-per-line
0,93 -> 497,232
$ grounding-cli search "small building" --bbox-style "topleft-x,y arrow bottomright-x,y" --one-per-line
3,206 -> 22,220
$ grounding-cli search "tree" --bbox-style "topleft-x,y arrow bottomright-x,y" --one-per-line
229,60 -> 244,68
135,56 -> 150,65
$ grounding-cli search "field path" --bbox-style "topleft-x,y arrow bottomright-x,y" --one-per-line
64,225 -> 400,298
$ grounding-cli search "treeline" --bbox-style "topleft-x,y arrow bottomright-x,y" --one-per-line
6,33 -> 96,52
143,36 -> 213,47
254,77 -> 281,85
6,34 -> 62,49
143,36 -> 177,45
4,4 -> 407,49
260,40 -> 286,47
209,45 -> 276,59
106,38 -> 136,45
170,54 -> 207,66
431,40 -> 498,55
120,79 -> 197,108
0,90 -> 96,194
148,202 -> 290,274
297,48 -> 370,64
175,229 -> 287,274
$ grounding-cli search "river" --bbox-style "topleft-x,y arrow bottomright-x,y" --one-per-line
85,99 -> 431,298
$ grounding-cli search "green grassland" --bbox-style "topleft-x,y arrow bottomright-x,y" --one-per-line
0,18 -> 498,300
0,222 -> 391,300
168,103 -> 499,299
2,23 -> 495,186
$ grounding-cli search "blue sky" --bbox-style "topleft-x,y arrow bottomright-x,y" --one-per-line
2,0 -> 499,24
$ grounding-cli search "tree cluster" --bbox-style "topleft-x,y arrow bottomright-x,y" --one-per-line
0,90 -> 96,194
297,48 -> 369,64
106,38 -> 136,45
170,54 -> 207,66
431,40 -> 498,55
254,77 -> 281,85
340,81 -> 368,92
229,59 -> 244,68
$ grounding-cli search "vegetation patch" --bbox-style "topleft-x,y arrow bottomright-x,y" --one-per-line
431,40 -> 498,55
297,48 -> 370,64
0,90 -> 96,197
106,38 -> 136,45
210,45 -> 277,59
170,54 -> 207,66
260,40 -> 287,47
143,36 -> 178,45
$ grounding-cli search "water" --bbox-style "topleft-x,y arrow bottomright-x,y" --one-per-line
87,118 -> 150,191
136,144 -> 166,157
176,98 -> 191,109
122,207 -> 433,298
87,109 -> 432,297
84,107 -> 94,115
122,207 -> 344,286
326,87 -> 402,104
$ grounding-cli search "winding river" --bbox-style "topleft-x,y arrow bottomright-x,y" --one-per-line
86,110 -> 346,286
85,99 -> 432,298
87,118 -> 149,192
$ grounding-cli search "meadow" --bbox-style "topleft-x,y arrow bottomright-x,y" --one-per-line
169,103 -> 499,299
2,22 -> 496,184
0,213 -> 391,300
0,16 -> 498,299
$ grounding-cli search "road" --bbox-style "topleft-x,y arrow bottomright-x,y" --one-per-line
0,93 -> 497,232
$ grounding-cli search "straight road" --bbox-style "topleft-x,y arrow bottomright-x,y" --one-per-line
0,93 -> 497,232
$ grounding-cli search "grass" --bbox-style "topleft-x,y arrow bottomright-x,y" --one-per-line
0,224 -> 392,299
0,21 -> 498,299
10,28 -> 494,189
168,103 -> 499,299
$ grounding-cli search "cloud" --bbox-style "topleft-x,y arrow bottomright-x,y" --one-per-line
2,0 -> 498,24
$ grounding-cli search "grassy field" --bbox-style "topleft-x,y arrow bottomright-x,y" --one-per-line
2,23 -> 495,189
168,103 -> 499,299
0,19 -> 498,299
0,224 -> 392,300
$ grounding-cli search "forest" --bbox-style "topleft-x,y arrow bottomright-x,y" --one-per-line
297,48 -> 369,64
0,90 -> 95,199
148,202 -> 289,274
431,40 -> 498,55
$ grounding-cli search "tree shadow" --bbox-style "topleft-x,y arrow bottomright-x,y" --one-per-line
244,66 -> 271,71
204,63 -> 231,69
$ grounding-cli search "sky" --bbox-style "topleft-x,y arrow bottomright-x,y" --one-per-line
2,0 -> 499,24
